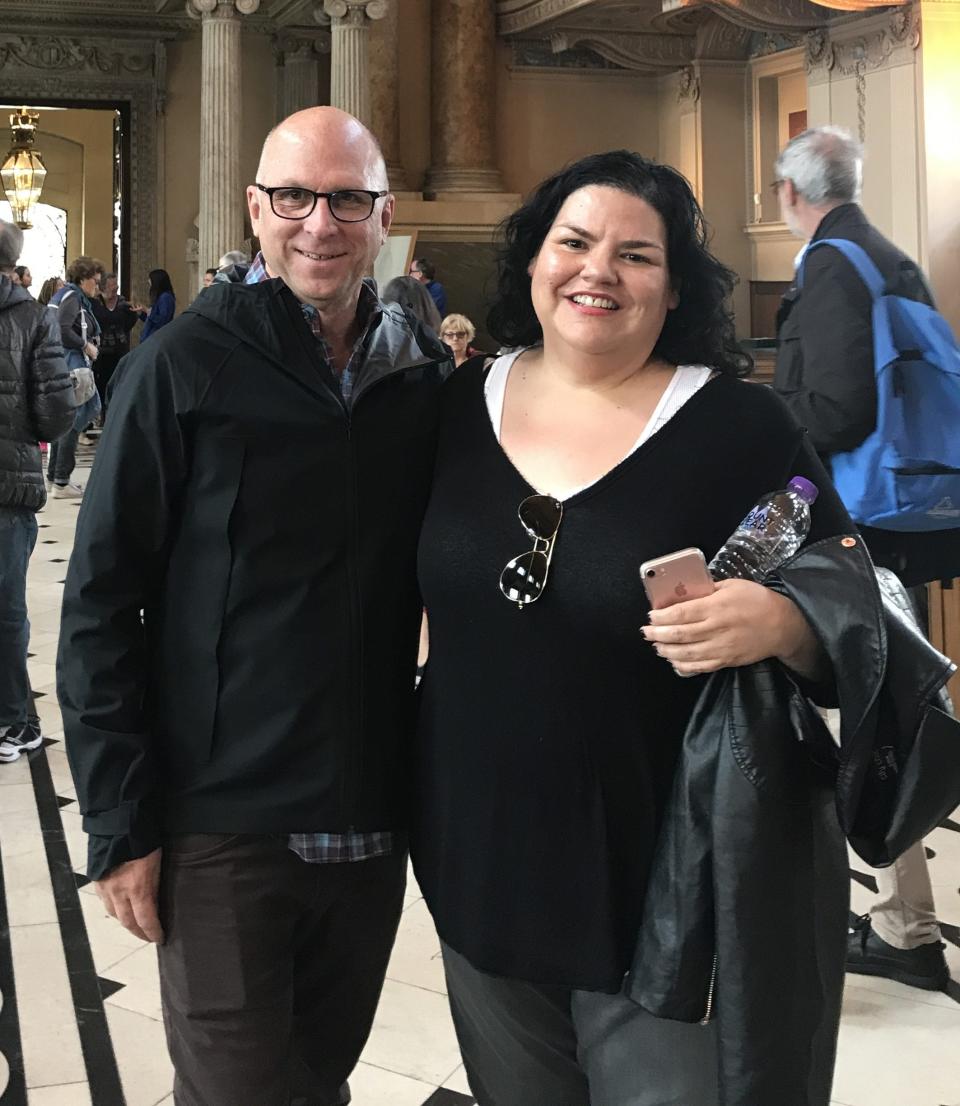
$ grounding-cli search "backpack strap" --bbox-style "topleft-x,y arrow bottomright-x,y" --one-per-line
799,238 -> 886,300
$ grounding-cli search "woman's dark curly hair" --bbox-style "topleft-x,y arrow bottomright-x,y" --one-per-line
487,150 -> 751,377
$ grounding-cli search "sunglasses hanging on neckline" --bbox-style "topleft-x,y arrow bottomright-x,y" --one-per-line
499,494 -> 564,609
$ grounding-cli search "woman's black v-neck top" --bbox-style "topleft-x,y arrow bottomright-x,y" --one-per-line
412,361 -> 849,991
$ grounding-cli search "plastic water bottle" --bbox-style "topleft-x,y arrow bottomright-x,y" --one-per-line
708,476 -> 819,582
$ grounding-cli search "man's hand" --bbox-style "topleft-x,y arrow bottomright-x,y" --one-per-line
94,848 -> 164,943
641,579 -> 823,679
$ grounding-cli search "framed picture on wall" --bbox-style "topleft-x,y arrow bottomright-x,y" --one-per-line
374,231 -> 418,289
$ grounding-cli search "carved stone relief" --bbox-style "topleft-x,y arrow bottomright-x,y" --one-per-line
677,65 -> 701,102
805,7 -> 920,78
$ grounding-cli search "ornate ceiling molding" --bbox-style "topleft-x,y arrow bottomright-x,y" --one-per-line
0,33 -> 163,78
497,0 -> 601,37
547,29 -> 695,70
805,6 -> 920,75
662,0 -> 832,31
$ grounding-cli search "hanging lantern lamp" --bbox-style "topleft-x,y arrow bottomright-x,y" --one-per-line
1,109 -> 47,230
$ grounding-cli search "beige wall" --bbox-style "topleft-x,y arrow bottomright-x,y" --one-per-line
496,51 -> 659,198
41,108 -> 115,271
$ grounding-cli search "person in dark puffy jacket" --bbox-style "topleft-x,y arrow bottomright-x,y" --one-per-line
0,219 -> 75,764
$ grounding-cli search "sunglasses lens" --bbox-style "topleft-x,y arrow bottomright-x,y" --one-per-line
499,550 -> 549,606
518,495 -> 562,541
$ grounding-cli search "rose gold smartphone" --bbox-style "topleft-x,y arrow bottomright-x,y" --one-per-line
640,547 -> 715,610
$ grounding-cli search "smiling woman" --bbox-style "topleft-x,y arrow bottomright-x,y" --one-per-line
411,149 -> 856,1106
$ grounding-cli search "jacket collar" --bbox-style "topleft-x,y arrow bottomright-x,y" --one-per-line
184,277 -> 451,406
810,202 -> 870,243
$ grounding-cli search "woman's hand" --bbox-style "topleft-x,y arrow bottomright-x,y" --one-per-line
84,341 -> 99,361
641,579 -> 825,680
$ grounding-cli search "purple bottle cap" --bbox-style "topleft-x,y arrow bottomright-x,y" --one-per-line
788,476 -> 819,504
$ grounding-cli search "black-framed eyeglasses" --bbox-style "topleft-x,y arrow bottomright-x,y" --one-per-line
499,495 -> 563,609
769,178 -> 784,195
255,183 -> 388,222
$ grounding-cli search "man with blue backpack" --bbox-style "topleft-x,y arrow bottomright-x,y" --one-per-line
773,125 -> 958,993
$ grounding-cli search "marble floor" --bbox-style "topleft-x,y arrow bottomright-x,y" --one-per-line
1,440 -> 959,1106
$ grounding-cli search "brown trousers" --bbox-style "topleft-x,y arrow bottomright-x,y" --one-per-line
157,833 -> 406,1106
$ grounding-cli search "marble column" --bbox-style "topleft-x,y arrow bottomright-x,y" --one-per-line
368,0 -> 411,191
322,0 -> 387,128
277,33 -> 331,118
425,0 -> 504,195
191,0 -> 260,272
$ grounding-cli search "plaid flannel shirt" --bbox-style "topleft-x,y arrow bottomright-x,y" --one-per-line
246,252 -> 395,864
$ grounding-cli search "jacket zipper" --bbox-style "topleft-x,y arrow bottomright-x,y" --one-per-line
700,954 -> 718,1024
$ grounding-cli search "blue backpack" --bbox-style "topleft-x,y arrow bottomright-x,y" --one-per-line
799,238 -> 960,532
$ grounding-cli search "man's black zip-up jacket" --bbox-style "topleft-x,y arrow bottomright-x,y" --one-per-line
57,278 -> 452,877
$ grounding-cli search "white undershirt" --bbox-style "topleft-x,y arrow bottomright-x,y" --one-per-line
484,348 -> 715,501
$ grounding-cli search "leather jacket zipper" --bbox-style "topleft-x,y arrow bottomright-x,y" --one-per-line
700,954 -> 718,1025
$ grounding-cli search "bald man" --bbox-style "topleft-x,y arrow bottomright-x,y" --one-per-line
59,108 -> 453,1106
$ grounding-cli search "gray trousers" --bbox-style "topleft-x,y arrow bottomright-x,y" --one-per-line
441,943 -> 719,1106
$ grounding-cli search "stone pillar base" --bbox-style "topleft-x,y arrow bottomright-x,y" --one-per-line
385,158 -> 411,192
423,166 -> 505,197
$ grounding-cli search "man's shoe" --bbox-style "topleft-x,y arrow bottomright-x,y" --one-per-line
847,914 -> 949,991
51,482 -> 83,499
0,722 -> 44,764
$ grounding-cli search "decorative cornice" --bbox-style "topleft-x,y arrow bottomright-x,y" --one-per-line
510,36 -> 621,70
695,14 -> 753,59
497,0 -> 600,37
0,34 -> 160,78
805,8 -> 919,75
547,29 -> 695,71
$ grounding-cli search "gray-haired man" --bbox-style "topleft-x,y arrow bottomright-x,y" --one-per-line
772,125 -> 955,993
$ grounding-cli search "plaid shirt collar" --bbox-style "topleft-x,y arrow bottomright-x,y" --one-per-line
244,252 -> 382,403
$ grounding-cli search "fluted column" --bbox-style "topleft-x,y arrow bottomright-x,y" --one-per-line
276,33 -> 331,118
425,0 -> 504,195
368,0 -> 410,191
190,0 -> 260,272
322,0 -> 387,128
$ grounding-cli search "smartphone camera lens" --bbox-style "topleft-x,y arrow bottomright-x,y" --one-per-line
645,569 -> 656,578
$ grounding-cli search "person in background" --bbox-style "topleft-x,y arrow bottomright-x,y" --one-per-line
214,250 -> 250,283
138,268 -> 176,341
202,268 -> 218,288
38,276 -> 64,306
382,274 -> 442,332
91,273 -> 139,422
14,265 -> 32,293
0,219 -> 75,764
409,257 -> 447,315
439,313 -> 484,368
48,256 -> 104,498
771,125 -> 953,994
